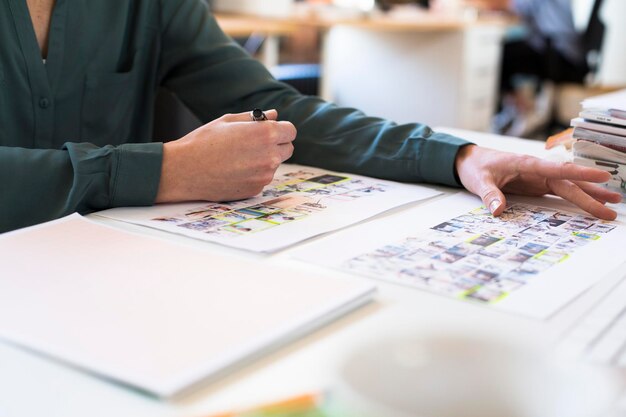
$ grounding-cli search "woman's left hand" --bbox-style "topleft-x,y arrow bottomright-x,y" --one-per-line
455,145 -> 622,220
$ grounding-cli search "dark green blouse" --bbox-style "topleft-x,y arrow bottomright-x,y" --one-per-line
0,0 -> 470,233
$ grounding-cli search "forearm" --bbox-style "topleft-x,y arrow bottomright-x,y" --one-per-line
0,142 -> 162,232
252,92 -> 472,186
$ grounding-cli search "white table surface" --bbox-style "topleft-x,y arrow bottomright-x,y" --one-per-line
1,128 -> 625,417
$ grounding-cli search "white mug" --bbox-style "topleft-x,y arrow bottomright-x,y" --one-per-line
326,333 -> 624,417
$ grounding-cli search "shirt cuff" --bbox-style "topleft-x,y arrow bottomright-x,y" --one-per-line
110,142 -> 164,207
418,132 -> 473,187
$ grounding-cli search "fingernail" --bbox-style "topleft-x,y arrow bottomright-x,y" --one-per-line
489,199 -> 502,214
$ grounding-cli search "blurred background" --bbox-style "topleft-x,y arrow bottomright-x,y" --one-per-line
156,0 -> 626,142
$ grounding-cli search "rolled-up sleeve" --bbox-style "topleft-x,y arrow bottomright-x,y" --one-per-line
0,142 -> 163,233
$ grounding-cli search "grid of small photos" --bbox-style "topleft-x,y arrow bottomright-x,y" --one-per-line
343,203 -> 616,304
152,169 -> 390,238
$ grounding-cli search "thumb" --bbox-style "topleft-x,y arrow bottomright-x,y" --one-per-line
478,180 -> 507,216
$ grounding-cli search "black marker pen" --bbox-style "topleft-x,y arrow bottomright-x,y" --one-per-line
251,108 -> 268,122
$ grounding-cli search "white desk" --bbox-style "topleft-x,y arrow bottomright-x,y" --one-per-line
1,129 -> 625,417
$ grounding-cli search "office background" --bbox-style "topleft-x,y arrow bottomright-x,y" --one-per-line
154,0 -> 626,144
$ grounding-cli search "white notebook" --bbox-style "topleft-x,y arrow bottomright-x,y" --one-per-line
0,214 -> 375,398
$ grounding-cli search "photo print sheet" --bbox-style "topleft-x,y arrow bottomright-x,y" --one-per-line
292,193 -> 626,319
95,164 -> 441,252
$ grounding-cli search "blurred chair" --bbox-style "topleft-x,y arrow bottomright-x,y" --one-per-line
270,63 -> 321,96
496,0 -> 608,137
241,34 -> 322,96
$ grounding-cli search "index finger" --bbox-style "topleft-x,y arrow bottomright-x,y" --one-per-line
518,157 -> 612,183
229,118 -> 297,146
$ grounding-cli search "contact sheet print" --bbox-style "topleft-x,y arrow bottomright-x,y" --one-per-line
345,203 -> 613,304
152,170 -> 386,237
95,164 -> 441,252
293,193 -> 626,319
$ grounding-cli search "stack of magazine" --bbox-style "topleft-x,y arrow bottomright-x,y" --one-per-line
570,89 -> 626,197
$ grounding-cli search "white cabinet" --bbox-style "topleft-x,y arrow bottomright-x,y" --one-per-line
321,23 -> 505,131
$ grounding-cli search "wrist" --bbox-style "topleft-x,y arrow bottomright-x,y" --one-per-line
454,144 -> 478,185
156,141 -> 186,203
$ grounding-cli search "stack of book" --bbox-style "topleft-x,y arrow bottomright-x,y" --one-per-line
570,89 -> 626,197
